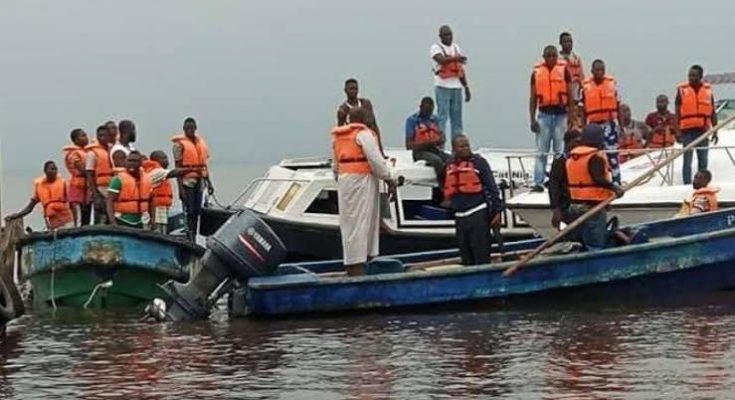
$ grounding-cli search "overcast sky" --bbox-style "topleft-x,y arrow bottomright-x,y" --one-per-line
2,0 -> 734,176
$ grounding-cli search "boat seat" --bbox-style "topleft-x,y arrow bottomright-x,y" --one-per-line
417,205 -> 451,220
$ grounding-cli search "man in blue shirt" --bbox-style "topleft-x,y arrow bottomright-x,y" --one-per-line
443,135 -> 503,265
405,97 -> 450,187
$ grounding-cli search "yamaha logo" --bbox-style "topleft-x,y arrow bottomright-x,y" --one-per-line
246,227 -> 272,252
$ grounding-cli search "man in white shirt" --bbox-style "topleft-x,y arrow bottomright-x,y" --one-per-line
431,25 -> 471,139
110,119 -> 138,168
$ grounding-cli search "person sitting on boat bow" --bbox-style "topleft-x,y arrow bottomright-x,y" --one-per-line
678,170 -> 719,216
5,161 -> 74,230
443,135 -> 503,266
564,125 -> 624,250
332,107 -> 397,276
618,104 -> 650,163
548,129 -> 582,231
106,151 -> 152,229
405,96 -> 450,192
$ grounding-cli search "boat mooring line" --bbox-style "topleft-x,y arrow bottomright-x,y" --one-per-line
83,280 -> 113,310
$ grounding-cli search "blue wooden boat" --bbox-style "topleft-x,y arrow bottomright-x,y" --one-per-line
231,208 -> 735,317
16,226 -> 205,309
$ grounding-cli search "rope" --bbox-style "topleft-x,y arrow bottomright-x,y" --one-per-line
83,280 -> 112,309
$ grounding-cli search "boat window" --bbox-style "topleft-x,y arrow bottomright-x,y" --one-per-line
276,183 -> 301,211
305,190 -> 339,214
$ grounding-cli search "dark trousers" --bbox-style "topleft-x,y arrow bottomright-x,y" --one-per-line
455,208 -> 491,266
75,203 -> 92,226
93,194 -> 108,225
413,148 -> 450,187
182,181 -> 203,240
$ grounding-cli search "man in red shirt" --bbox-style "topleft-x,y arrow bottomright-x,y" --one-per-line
644,95 -> 677,149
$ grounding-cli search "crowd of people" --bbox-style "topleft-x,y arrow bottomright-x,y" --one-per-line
3,118 -> 213,241
332,26 -> 722,271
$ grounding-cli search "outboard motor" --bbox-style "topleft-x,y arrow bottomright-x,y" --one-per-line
155,209 -> 287,321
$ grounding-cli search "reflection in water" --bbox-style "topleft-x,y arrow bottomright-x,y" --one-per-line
2,306 -> 735,399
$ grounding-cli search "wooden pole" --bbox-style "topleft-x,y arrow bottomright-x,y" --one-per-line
503,113 -> 735,277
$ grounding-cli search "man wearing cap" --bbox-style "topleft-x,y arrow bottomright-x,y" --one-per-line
563,125 -> 624,250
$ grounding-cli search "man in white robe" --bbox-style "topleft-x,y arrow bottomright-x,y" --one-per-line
334,107 -> 396,276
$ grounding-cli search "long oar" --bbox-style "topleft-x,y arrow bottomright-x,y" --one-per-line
503,113 -> 735,277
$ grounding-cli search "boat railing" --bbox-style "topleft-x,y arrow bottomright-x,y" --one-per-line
504,145 -> 735,197
228,177 -> 313,209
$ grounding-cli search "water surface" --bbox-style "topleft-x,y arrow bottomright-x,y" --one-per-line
2,304 -> 735,399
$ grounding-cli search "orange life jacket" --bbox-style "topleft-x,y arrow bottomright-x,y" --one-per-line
562,53 -> 583,83
688,186 -> 719,214
678,82 -> 714,131
63,144 -> 87,189
434,44 -> 465,79
172,134 -> 210,179
331,123 -> 373,175
142,160 -> 173,208
534,61 -> 569,108
114,169 -> 152,214
648,129 -> 676,148
566,146 -> 615,202
413,118 -> 441,145
583,76 -> 618,124
85,142 -> 113,187
34,176 -> 73,229
618,128 -> 644,163
443,159 -> 482,199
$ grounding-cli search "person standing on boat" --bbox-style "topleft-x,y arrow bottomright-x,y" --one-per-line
559,32 -> 584,105
581,59 -> 622,184
549,129 -> 582,230
618,104 -> 650,163
105,120 -> 119,143
443,135 -> 503,266
106,151 -> 152,229
63,128 -> 92,226
5,161 -> 74,230
405,96 -> 449,188
110,120 -> 138,168
172,117 -> 214,240
332,107 -> 396,276
565,125 -> 624,250
432,25 -> 470,139
337,78 -> 384,154
86,125 -> 115,224
143,151 -> 196,234
675,65 -> 718,184
529,45 -> 574,192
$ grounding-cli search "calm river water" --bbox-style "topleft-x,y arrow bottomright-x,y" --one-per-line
2,303 -> 735,399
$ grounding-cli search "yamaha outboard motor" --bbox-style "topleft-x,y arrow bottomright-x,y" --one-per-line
156,209 -> 287,321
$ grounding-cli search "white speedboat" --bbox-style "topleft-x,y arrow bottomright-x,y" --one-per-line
201,148 -> 537,261
507,99 -> 735,238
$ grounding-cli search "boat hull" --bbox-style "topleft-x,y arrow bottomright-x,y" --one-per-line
17,226 -> 205,309
240,209 -> 735,317
201,206 -> 534,261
